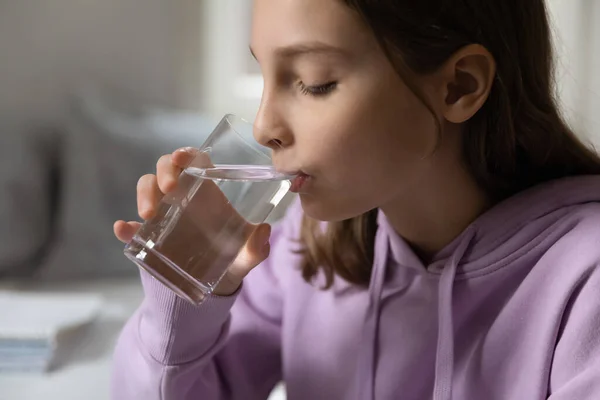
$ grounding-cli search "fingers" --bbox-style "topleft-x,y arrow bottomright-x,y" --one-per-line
137,174 -> 163,220
171,147 -> 199,169
158,148 -> 205,193
114,220 -> 142,243
156,154 -> 181,193
173,147 -> 214,170
116,147 -> 201,244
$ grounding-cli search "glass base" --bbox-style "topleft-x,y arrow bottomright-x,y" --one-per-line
124,240 -> 209,306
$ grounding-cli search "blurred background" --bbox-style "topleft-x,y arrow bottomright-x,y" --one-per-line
0,0 -> 598,399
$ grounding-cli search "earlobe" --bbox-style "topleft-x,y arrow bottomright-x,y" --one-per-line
441,44 -> 496,124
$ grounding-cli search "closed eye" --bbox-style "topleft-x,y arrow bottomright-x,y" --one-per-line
298,81 -> 338,97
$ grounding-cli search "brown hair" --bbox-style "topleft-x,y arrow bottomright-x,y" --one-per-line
299,0 -> 600,288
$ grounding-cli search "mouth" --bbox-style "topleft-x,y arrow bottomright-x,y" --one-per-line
289,172 -> 310,193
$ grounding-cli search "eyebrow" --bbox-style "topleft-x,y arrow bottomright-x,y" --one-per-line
249,42 -> 351,60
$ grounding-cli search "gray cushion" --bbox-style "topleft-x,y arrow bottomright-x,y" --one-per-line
0,118 -> 60,277
29,89 -> 216,280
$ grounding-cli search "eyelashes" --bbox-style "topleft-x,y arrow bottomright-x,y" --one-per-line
298,81 -> 338,97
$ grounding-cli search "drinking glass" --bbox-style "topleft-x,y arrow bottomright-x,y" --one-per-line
124,114 -> 292,305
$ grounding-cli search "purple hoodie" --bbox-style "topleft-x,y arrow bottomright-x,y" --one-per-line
112,176 -> 600,400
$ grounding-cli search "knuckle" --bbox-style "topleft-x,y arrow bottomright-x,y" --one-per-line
139,209 -> 152,220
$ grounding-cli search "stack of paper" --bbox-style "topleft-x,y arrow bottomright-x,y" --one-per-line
0,291 -> 102,372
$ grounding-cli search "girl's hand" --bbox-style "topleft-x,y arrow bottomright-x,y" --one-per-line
113,147 -> 272,296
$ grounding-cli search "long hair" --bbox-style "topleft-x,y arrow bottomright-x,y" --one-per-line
299,0 -> 600,289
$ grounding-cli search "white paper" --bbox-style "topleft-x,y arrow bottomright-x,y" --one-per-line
0,292 -> 102,340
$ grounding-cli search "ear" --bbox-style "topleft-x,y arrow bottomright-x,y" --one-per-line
437,44 -> 496,124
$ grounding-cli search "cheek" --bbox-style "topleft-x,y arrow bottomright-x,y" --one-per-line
320,81 -> 437,182
369,79 -> 438,159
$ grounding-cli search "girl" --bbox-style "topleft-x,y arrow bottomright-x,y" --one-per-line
112,0 -> 600,399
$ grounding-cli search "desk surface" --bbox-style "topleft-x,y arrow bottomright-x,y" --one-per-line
0,279 -> 143,400
0,278 -> 285,400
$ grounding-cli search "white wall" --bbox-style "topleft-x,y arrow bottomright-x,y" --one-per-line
198,0 -> 261,121
581,1 -> 600,142
0,0 -> 203,123
547,0 -> 600,144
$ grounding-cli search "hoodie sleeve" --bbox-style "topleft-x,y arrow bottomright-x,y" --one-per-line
111,200 -> 302,400
548,266 -> 600,399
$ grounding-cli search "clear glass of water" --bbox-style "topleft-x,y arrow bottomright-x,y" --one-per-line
124,114 -> 292,305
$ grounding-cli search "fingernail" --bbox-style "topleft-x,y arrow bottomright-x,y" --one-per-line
177,147 -> 195,154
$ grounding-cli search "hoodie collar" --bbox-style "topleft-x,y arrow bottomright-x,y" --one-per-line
384,175 -> 600,276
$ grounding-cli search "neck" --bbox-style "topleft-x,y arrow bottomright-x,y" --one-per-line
380,137 -> 490,262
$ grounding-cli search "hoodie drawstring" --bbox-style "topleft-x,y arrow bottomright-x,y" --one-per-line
433,228 -> 476,400
356,227 -> 389,400
356,225 -> 475,400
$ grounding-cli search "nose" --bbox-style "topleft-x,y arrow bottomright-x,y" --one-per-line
253,90 -> 294,150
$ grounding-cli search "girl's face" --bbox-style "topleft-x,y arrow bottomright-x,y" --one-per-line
251,0 -> 451,222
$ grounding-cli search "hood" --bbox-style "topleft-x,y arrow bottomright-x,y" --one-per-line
356,175 -> 600,400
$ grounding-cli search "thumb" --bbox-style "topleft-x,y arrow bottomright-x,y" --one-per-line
236,223 -> 272,270
213,223 -> 272,297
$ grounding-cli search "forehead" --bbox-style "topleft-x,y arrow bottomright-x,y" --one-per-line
251,0 -> 374,56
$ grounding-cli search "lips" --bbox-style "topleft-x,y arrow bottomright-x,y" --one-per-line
274,162 -> 311,192
290,173 -> 309,193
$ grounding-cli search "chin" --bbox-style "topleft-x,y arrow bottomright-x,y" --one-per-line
299,193 -> 366,222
